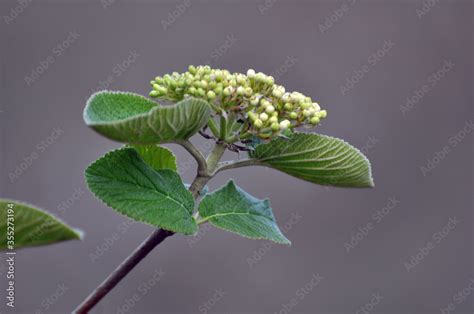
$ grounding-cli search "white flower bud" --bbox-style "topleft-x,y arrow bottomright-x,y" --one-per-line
279,119 -> 291,130
269,116 -> 278,123
247,69 -> 256,78
259,112 -> 269,121
265,105 -> 275,114
313,102 -> 321,111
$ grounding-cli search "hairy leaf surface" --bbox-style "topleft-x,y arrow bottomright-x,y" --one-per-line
250,133 -> 374,187
0,199 -> 81,250
85,147 -> 197,234
198,181 -> 290,244
84,91 -> 211,144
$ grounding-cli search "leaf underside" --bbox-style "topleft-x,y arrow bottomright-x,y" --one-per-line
0,199 -> 82,250
199,180 -> 290,244
251,132 -> 374,187
84,91 -> 211,144
85,147 -> 197,235
131,145 -> 177,171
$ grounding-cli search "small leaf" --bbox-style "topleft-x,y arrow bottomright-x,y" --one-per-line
84,91 -> 211,144
0,199 -> 82,250
250,132 -> 374,187
85,147 -> 197,234
131,145 -> 177,171
198,181 -> 290,244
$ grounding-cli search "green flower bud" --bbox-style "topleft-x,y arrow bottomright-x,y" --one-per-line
197,88 -> 205,97
284,103 -> 293,111
265,105 -> 275,114
153,84 -> 160,90
254,119 -> 263,128
310,117 -> 320,125
154,76 -> 163,83
207,91 -> 216,99
260,99 -> 270,108
250,96 -> 260,106
259,112 -> 269,121
237,86 -> 245,95
300,102 -> 311,110
248,112 -> 258,121
271,122 -> 280,131
269,116 -> 278,124
245,87 -> 253,97
223,86 -> 234,96
319,109 -> 327,118
289,112 -> 298,119
214,86 -> 223,95
149,90 -> 159,97
200,80 -> 208,89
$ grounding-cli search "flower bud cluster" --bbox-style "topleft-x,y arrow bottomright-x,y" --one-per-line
149,65 -> 327,139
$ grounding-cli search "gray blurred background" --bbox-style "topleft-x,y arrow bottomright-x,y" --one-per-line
1,0 -> 472,313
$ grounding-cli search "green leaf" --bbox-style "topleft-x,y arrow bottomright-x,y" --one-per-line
131,145 -> 177,171
250,132 -> 374,187
198,180 -> 290,244
84,91 -> 211,144
0,199 -> 82,250
85,147 -> 197,234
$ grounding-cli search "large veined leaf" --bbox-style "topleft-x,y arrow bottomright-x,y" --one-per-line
131,145 -> 177,171
0,199 -> 82,250
85,147 -> 197,234
250,132 -> 374,187
84,91 -> 211,144
198,181 -> 290,244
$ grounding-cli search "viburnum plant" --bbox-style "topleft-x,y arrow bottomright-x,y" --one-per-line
70,65 -> 373,312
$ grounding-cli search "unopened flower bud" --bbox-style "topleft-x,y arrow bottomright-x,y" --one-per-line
271,122 -> 280,131
149,90 -> 159,97
237,86 -> 245,95
269,116 -> 278,123
254,119 -> 263,128
319,109 -> 327,118
289,112 -> 298,119
207,91 -> 216,99
259,112 -> 269,121
310,117 -> 320,125
265,105 -> 275,114
279,119 -> 291,130
247,69 -> 256,78
284,103 -> 293,111
313,102 -> 321,111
